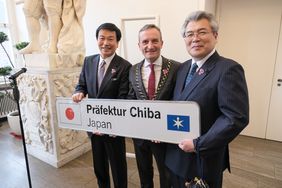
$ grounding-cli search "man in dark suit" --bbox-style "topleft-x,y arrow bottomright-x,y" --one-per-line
128,24 -> 180,188
72,23 -> 131,188
165,11 -> 249,188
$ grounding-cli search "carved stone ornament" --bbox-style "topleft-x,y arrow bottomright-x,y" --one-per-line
18,74 -> 53,153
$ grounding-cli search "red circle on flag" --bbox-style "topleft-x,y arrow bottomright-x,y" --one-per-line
65,107 -> 74,120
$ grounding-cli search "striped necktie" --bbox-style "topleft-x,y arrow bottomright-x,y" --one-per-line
98,60 -> 106,88
185,63 -> 198,87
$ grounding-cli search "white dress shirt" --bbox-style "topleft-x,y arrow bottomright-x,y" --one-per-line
98,53 -> 115,76
191,48 -> 216,71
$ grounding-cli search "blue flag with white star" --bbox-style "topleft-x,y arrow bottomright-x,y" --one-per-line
167,115 -> 190,132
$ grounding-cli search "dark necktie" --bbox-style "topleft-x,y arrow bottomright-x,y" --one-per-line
148,63 -> 155,100
98,60 -> 106,88
185,63 -> 198,87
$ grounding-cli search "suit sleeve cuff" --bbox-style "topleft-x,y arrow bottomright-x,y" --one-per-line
193,138 -> 199,153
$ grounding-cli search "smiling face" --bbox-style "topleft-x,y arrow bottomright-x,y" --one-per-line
138,28 -> 163,63
97,29 -> 119,59
184,18 -> 218,61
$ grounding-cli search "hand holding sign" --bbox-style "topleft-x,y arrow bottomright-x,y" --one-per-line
56,97 -> 200,144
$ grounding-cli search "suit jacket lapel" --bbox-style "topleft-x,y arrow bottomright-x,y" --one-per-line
98,56 -> 115,95
135,57 -> 172,100
173,60 -> 190,100
92,55 -> 100,97
179,52 -> 218,100
155,57 -> 172,99
134,61 -> 148,99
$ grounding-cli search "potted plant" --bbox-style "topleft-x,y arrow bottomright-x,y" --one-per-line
0,31 -> 14,97
0,32 -> 13,101
0,31 -> 14,68
0,31 -> 14,88
0,31 -> 21,137
14,41 -> 30,67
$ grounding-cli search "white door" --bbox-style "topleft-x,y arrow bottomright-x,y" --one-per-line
216,0 -> 282,139
266,18 -> 282,141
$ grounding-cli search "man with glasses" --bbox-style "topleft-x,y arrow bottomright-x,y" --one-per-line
165,11 -> 249,188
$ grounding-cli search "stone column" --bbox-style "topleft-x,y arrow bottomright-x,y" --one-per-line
17,53 -> 91,167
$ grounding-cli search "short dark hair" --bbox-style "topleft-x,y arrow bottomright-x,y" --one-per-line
96,23 -> 122,42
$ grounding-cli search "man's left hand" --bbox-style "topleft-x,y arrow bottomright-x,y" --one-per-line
178,139 -> 195,153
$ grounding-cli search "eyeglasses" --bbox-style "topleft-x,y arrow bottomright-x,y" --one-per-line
184,30 -> 211,39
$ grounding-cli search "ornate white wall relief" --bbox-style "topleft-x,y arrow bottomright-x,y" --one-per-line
58,129 -> 88,154
52,73 -> 89,154
18,74 -> 53,154
53,73 -> 79,97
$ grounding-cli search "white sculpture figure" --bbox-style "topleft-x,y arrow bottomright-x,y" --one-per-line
17,0 -> 86,55
57,0 -> 86,55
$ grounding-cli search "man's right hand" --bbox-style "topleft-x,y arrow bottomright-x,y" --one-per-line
72,92 -> 85,103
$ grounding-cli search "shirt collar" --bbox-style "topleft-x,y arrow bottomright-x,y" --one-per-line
192,48 -> 215,68
144,56 -> 162,67
99,53 -> 115,65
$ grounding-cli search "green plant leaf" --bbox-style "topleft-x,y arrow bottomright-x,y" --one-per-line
0,66 -> 12,76
0,32 -> 9,43
14,42 -> 29,50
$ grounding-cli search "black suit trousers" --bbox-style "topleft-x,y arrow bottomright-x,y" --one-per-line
91,135 -> 127,188
133,139 -> 170,188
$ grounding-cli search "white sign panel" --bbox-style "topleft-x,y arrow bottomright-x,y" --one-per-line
56,97 -> 200,144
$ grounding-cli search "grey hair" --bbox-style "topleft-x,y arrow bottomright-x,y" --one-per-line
139,24 -> 163,41
181,10 -> 219,37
